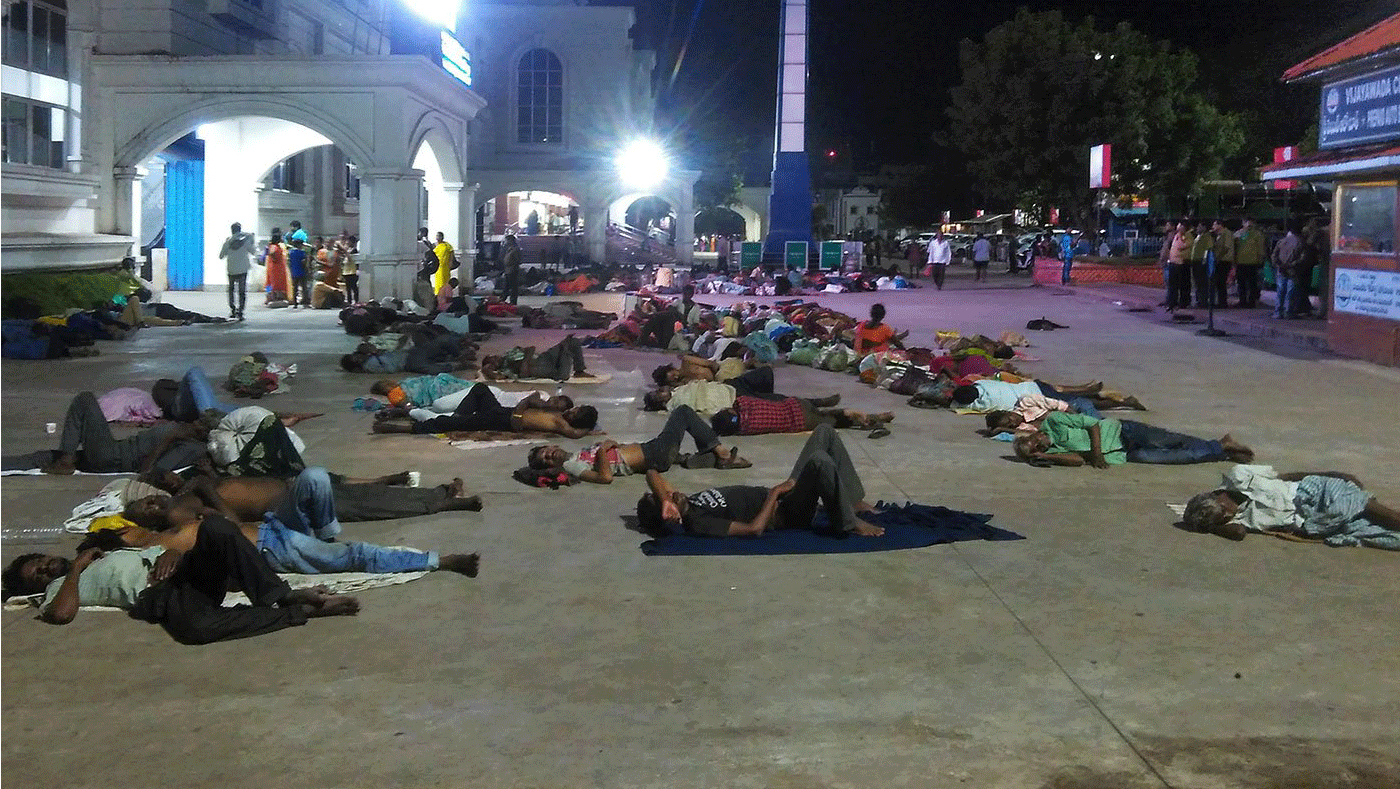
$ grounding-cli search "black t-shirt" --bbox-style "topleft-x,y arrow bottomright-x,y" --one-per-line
683,485 -> 769,536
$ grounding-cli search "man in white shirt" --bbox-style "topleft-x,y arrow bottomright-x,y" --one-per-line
219,222 -> 256,321
925,232 -> 952,290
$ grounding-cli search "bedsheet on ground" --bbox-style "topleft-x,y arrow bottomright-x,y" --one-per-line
4,568 -> 430,611
640,501 -> 1022,556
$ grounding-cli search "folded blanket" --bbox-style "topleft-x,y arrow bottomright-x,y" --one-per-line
640,501 -> 1022,556
4,569 -> 430,611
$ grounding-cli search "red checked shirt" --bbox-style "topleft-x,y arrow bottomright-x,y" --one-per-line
735,396 -> 806,434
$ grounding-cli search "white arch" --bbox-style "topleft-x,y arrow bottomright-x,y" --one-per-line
408,111 -> 465,184
115,96 -> 377,171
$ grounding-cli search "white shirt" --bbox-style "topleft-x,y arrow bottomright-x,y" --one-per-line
926,239 -> 951,266
220,232 -> 256,275
1221,465 -> 1301,533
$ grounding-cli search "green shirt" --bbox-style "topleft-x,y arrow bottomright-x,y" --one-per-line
1213,230 -> 1235,262
1235,228 -> 1266,267
1040,412 -> 1127,465
41,547 -> 164,611
1189,231 -> 1212,262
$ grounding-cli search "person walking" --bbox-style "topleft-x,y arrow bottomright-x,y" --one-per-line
432,232 -> 455,295
925,231 -> 951,290
218,222 -> 255,321
971,233 -> 992,282
1233,218 -> 1265,307
1210,220 -> 1235,308
1271,220 -> 1304,319
501,233 -> 522,305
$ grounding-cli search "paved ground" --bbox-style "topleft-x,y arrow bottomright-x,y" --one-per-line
4,269 -> 1399,789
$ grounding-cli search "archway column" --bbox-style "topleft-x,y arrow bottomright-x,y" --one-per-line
454,182 -> 479,283
674,190 -> 695,264
584,197 -> 609,264
111,165 -> 143,257
359,166 -> 425,299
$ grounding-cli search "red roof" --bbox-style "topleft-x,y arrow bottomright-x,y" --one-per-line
1283,12 -> 1400,82
1259,141 -> 1400,179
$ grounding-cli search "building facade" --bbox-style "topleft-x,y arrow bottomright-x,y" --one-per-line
3,0 -> 689,297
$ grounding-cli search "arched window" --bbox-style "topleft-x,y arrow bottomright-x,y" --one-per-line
516,48 -> 562,145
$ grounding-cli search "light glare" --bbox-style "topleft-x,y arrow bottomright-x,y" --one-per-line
615,140 -> 669,190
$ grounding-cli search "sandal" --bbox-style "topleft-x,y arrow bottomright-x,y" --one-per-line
868,427 -> 891,439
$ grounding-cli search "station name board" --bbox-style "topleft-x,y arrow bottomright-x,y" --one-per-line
1319,63 -> 1400,149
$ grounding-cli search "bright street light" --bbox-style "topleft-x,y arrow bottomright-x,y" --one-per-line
615,140 -> 669,190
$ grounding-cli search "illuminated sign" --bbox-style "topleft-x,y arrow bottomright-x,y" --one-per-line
440,30 -> 472,87
1318,63 -> 1400,149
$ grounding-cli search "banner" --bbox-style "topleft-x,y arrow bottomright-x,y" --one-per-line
1319,63 -> 1400,149
1334,268 -> 1400,321
1272,146 -> 1296,190
1089,144 -> 1112,189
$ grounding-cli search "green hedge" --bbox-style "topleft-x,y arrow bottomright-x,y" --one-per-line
1,269 -> 141,317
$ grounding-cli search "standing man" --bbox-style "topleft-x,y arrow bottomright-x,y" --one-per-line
1309,217 -> 1331,319
1188,219 -> 1212,308
1058,230 -> 1075,285
905,238 -> 922,278
925,231 -> 952,290
501,233 -> 522,305
1271,220 -> 1303,319
971,233 -> 992,282
218,222 -> 255,321
1233,218 -> 1265,308
1168,220 -> 1193,309
1210,219 -> 1235,308
432,231 -> 455,295
1157,221 -> 1178,307
286,239 -> 310,308
568,205 -> 579,235
1297,217 -> 1326,318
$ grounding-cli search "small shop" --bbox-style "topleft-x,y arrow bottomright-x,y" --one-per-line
1261,13 -> 1400,366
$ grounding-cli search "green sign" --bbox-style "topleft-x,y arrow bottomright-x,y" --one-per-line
820,241 -> 843,270
741,242 -> 763,266
784,241 -> 809,270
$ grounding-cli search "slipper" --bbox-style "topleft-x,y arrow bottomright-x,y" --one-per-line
868,427 -> 891,439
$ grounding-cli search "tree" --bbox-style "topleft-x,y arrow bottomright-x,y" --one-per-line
946,10 -> 1243,228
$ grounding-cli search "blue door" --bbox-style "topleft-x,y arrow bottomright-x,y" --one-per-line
165,160 -> 204,290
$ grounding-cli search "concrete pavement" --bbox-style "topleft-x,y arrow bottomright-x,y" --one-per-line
3,279 -> 1397,789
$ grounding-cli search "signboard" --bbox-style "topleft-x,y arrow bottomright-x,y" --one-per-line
741,242 -> 763,266
1333,267 -> 1400,321
1089,144 -> 1112,189
1319,63 -> 1400,149
784,241 -> 809,270
1272,146 -> 1296,189
820,240 -> 842,270
440,30 -> 473,87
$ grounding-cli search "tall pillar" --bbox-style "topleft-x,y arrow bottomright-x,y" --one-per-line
763,0 -> 813,258
675,191 -> 695,264
456,182 -> 478,283
584,199 -> 609,264
359,167 -> 425,299
112,165 -> 143,257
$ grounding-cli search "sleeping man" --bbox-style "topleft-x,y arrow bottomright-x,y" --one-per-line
634,425 -> 885,538
526,405 -> 748,484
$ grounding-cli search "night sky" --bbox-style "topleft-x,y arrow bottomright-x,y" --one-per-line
607,0 -> 1398,211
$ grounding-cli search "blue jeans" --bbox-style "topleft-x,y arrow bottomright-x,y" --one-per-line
174,366 -> 234,421
1120,420 -> 1224,465
1063,397 -> 1102,420
1273,271 -> 1295,317
1061,253 -> 1074,284
272,467 -> 343,540
258,516 -> 437,573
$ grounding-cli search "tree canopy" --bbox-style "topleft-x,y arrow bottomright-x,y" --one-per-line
946,9 -> 1243,225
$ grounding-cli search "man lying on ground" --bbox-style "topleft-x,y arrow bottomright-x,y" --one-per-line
1182,465 -> 1400,548
479,335 -> 590,382
1,519 -> 359,644
106,485 -> 480,577
527,405 -> 748,484
951,379 -> 1146,413
1,392 -> 215,475
651,352 -> 753,388
1012,412 -> 1253,468
642,367 -> 839,414
141,466 -> 481,537
372,376 -> 571,422
373,384 -> 599,439
635,424 -> 885,537
980,394 -> 1103,436
710,395 -> 892,436
340,334 -> 477,374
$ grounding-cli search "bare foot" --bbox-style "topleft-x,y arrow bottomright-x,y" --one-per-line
305,595 -> 361,617
1220,435 -> 1254,462
854,500 -> 885,515
851,519 -> 885,537
279,413 -> 324,427
448,477 -> 465,497
876,412 -> 895,424
42,453 -> 76,475
439,553 -> 480,577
